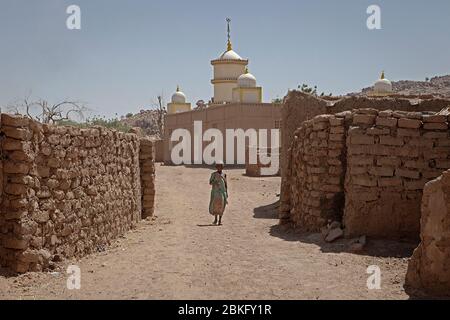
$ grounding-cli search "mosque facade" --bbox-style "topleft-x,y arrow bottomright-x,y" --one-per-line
163,20 -> 281,164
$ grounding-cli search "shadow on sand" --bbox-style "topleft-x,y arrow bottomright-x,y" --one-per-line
0,267 -> 18,278
254,201 -> 417,259
268,223 -> 417,259
253,201 -> 280,219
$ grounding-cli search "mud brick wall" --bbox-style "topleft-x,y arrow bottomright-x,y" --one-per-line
140,138 -> 156,218
344,109 -> 450,240
154,139 -> 164,163
279,91 -> 328,222
405,169 -> 450,297
288,114 -> 348,231
279,91 -> 450,223
245,146 -> 280,177
0,114 -> 155,273
286,108 -> 450,239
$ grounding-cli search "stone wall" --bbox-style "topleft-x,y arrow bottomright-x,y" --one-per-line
405,169 -> 450,297
279,92 -> 327,222
140,138 -> 156,218
344,109 -> 450,239
0,114 -> 155,273
288,114 -> 347,231
280,91 -> 450,223
286,108 -> 450,239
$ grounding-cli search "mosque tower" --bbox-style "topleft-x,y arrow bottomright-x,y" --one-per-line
232,67 -> 262,103
210,18 -> 249,104
167,86 -> 191,114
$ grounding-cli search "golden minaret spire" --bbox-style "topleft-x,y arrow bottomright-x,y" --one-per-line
226,18 -> 232,51
176,85 -> 180,92
381,70 -> 385,79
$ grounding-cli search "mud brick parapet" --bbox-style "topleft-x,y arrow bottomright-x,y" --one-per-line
405,169 -> 450,297
286,108 -> 450,240
0,114 -> 156,273
139,138 -> 156,218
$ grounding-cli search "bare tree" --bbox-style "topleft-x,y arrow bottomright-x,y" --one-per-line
7,97 -> 89,124
154,94 -> 167,138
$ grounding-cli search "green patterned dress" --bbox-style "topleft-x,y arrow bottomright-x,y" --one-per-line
209,171 -> 228,216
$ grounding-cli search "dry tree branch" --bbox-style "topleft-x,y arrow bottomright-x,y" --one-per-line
7,97 -> 89,124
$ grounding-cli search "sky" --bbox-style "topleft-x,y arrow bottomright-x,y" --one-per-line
0,0 -> 449,119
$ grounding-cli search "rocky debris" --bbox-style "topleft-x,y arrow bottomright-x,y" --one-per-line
321,221 -> 344,243
348,235 -> 367,252
325,228 -> 344,243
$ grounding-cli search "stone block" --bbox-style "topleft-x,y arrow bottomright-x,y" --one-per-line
376,117 -> 397,127
398,118 -> 422,129
396,168 -> 420,179
353,114 -> 376,125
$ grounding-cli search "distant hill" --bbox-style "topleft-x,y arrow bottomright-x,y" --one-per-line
360,75 -> 450,97
120,109 -> 163,138
123,75 -> 450,137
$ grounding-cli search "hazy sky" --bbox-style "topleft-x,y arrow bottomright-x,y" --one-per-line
1,0 -> 449,118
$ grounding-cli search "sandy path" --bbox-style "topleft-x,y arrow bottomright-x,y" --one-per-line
0,164 -> 415,299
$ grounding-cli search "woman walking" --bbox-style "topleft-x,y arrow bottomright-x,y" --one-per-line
209,161 -> 228,225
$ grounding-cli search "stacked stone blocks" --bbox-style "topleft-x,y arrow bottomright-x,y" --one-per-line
139,138 -> 156,218
0,114 -> 156,273
289,114 -> 347,231
288,108 -> 450,239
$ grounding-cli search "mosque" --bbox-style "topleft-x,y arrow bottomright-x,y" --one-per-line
163,19 -> 281,164
162,19 -> 394,164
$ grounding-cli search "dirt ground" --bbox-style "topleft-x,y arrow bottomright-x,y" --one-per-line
0,164 -> 417,300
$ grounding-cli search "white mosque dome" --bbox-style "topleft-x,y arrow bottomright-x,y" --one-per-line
238,69 -> 257,87
218,49 -> 243,61
374,71 -> 393,93
171,86 -> 186,103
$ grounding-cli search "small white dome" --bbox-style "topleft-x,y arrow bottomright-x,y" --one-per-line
171,87 -> 186,103
374,72 -> 393,93
238,69 -> 257,88
218,49 -> 243,60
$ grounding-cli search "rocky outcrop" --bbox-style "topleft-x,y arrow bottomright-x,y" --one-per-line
360,75 -> 450,98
